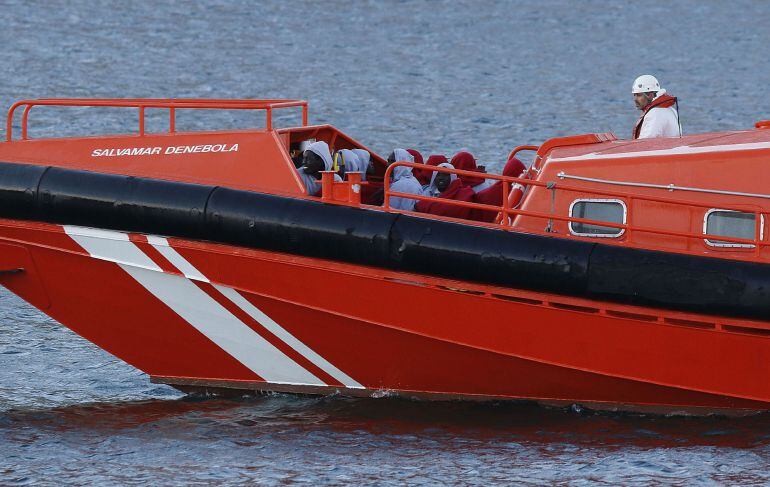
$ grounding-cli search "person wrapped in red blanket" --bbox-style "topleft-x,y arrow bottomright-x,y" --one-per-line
450,151 -> 493,192
415,163 -> 476,219
472,157 -> 526,222
413,153 -> 448,187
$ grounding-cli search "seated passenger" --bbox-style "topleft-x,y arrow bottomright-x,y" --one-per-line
368,149 -> 415,206
407,148 -> 424,167
421,162 -> 455,197
415,163 -> 476,219
351,149 -> 371,181
297,141 -> 341,196
472,157 -> 527,222
451,151 -> 493,192
388,165 -> 423,211
414,154 -> 448,187
336,149 -> 361,179
387,148 -> 414,165
290,144 -> 304,168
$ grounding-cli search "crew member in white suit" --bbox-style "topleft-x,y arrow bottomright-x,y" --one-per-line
631,74 -> 682,139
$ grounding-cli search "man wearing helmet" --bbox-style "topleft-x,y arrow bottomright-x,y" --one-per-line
631,74 -> 682,139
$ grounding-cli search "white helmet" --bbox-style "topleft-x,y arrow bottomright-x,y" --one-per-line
632,74 -> 661,94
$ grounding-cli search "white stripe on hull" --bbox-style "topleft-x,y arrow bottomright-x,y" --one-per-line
148,235 -> 364,389
214,284 -> 364,389
146,235 -> 209,282
64,226 -> 326,387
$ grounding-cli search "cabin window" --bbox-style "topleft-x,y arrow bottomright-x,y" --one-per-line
568,199 -> 626,237
703,209 -> 763,248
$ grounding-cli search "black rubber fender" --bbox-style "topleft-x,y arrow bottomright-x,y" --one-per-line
587,244 -> 770,321
0,162 -> 48,220
37,167 -> 213,239
206,187 -> 396,267
390,215 -> 593,295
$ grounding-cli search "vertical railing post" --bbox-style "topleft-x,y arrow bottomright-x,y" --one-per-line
302,103 -> 308,126
320,171 -> 334,201
266,107 -> 272,131
138,106 -> 145,136
347,172 -> 362,205
169,107 -> 175,133
501,181 -> 510,226
6,104 -> 16,142
21,105 -> 32,140
383,165 -> 393,210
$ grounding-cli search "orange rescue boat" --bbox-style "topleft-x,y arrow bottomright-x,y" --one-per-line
2,98 -> 770,415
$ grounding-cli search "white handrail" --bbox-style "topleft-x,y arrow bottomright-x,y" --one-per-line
556,172 -> 770,200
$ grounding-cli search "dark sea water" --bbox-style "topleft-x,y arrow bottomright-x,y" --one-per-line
2,0 -> 770,484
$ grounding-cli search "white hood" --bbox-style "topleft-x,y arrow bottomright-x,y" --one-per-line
392,148 -> 414,163
338,149 -> 361,173
306,141 -> 333,171
392,164 -> 415,181
389,162 -> 422,212
423,163 -> 457,196
351,149 -> 371,181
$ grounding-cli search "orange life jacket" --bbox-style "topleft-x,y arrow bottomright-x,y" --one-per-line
632,94 -> 677,139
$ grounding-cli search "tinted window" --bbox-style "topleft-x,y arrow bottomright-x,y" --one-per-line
569,200 -> 625,237
705,210 -> 758,247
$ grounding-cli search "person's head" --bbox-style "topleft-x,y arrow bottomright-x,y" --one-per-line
426,154 -> 448,166
351,149 -> 372,178
388,148 -> 414,166
302,150 -> 325,174
337,149 -> 361,178
632,74 -> 662,110
351,149 -> 370,167
451,151 -> 477,171
392,164 -> 414,182
633,92 -> 657,110
451,151 -> 486,186
429,163 -> 457,193
302,141 -> 333,176
434,172 -> 452,192
406,149 -> 423,165
503,157 -> 526,178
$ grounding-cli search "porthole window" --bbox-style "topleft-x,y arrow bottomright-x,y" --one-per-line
569,199 -> 626,238
703,209 -> 763,248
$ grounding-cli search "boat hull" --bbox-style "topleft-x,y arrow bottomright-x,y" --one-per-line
2,219 -> 769,415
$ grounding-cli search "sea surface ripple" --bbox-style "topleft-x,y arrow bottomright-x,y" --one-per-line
1,0 -> 770,484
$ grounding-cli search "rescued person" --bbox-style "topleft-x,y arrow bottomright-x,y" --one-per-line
472,156 -> 526,222
416,163 -> 476,219
297,141 -> 341,196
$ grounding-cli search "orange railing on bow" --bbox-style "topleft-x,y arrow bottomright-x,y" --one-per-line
6,98 -> 309,141
383,161 -> 768,257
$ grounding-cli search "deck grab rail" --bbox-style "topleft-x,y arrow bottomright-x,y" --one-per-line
6,98 -> 309,141
557,171 -> 770,200
383,161 -> 768,256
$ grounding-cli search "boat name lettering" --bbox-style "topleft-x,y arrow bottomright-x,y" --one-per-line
91,144 -> 239,157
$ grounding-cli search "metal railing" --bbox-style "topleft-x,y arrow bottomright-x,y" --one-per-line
508,145 -> 539,162
383,161 -> 769,257
557,171 -> 770,200
6,98 -> 309,141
